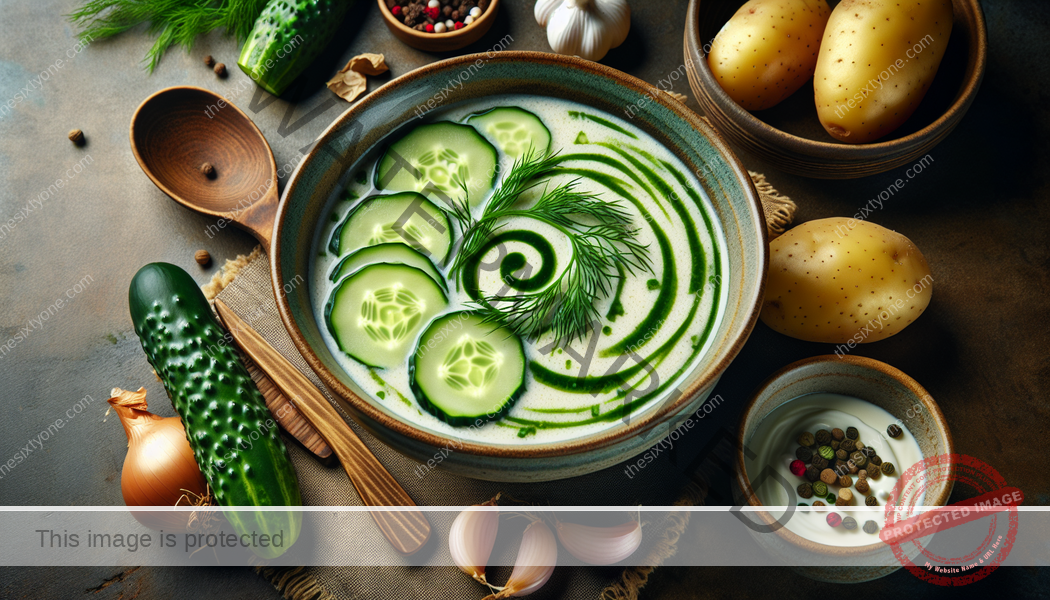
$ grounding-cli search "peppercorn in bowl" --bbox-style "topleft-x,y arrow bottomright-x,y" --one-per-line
378,0 -> 500,52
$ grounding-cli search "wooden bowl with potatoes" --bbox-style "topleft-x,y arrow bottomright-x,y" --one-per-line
684,0 -> 987,179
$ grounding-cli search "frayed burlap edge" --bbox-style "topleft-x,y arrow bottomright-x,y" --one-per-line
598,460 -> 717,600
749,171 -> 796,240
202,246 -> 264,301
256,566 -> 336,600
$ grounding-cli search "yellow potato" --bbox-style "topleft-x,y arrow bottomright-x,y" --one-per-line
814,0 -> 953,143
707,0 -> 831,111
760,218 -> 933,344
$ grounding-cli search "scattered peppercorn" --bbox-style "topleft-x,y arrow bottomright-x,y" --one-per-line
796,446 -> 813,462
863,520 -> 879,534
68,128 -> 85,146
869,454 -> 883,466
813,500 -> 826,507
812,481 -> 828,497
856,441 -> 865,450
388,0 -> 487,33
831,440 -> 841,450
818,446 -> 834,460
797,483 -> 814,499
815,429 -> 832,445
194,250 -> 211,266
855,479 -> 870,495
865,495 -> 878,507
835,449 -> 848,461
838,488 -> 853,505
811,455 -> 829,470
826,513 -> 842,527
805,466 -> 821,482
789,460 -> 806,477
887,423 -> 903,438
214,62 -> 227,77
204,55 -> 215,67
868,467 -> 881,480
798,432 -> 815,447
881,462 -> 895,476
858,469 -> 868,480
820,469 -> 838,485
838,475 -> 853,488
840,439 -> 856,453
826,492 -> 837,503
861,446 -> 876,459
847,461 -> 859,474
842,516 -> 858,530
846,426 -> 859,440
831,428 -> 845,441
200,162 -> 216,178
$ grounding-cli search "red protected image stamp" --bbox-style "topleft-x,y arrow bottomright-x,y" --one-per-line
879,453 -> 1021,586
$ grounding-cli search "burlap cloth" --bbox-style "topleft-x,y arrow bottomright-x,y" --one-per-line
202,173 -> 794,600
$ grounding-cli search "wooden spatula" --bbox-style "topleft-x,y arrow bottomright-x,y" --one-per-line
213,299 -> 431,555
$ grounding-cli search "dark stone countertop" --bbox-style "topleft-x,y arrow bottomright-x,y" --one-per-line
1,0 -> 1047,597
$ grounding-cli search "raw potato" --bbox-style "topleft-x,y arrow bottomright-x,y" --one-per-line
814,0 -> 953,143
707,0 -> 831,111
761,218 -> 933,344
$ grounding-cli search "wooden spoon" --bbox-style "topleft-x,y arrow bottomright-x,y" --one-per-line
128,87 -> 326,454
130,86 -> 279,251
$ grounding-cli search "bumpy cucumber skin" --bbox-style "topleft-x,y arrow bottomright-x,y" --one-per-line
408,312 -> 527,427
238,0 -> 353,96
129,263 -> 301,558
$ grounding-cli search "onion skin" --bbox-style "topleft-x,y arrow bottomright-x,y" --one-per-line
109,388 -> 208,530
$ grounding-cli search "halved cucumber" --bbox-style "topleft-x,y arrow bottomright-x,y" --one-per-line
409,312 -> 526,426
325,264 -> 448,369
329,243 -> 447,291
329,192 -> 453,264
375,122 -> 498,209
466,107 -> 552,160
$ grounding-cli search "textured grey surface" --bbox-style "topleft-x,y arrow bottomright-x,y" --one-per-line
0,0 -> 1048,598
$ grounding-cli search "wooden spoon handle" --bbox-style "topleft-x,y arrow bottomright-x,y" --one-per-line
214,299 -> 431,555
231,184 -> 278,253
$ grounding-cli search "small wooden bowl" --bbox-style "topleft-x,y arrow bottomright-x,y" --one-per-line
377,0 -> 500,52
684,0 -> 987,179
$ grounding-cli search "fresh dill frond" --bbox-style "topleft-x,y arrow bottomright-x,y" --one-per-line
449,150 -> 651,344
67,0 -> 269,73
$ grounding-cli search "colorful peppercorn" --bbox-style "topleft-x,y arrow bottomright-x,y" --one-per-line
835,449 -> 848,461
840,439 -> 856,453
855,479 -> 870,495
789,460 -> 807,477
831,440 -> 841,450
796,446 -> 813,462
869,454 -> 883,466
826,513 -> 842,527
815,429 -> 832,445
837,488 -> 853,505
846,426 -> 859,440
798,432 -> 815,447
842,516 -> 858,530
850,451 -> 867,468
863,520 -> 879,534
881,462 -> 895,476
865,495 -> 878,507
805,466 -> 821,482
811,455 -> 829,470
813,500 -> 826,507
797,483 -> 814,499
887,423 -> 903,438
838,475 -> 853,488
820,469 -> 838,485
812,481 -> 828,497
831,428 -> 845,441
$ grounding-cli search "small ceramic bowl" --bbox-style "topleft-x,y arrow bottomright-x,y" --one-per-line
684,0 -> 987,179
377,0 -> 500,52
733,355 -> 954,582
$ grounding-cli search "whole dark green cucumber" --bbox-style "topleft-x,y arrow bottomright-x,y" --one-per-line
238,0 -> 355,96
129,263 -> 302,558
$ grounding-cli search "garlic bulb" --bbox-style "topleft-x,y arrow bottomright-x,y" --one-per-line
484,519 -> 557,599
449,496 -> 500,585
534,0 -> 631,62
555,520 -> 642,565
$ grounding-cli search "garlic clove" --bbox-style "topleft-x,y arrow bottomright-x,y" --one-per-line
485,519 -> 558,599
555,520 -> 642,565
536,0 -> 631,62
449,496 -> 500,584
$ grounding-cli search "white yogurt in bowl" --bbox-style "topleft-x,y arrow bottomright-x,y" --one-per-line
745,393 -> 925,548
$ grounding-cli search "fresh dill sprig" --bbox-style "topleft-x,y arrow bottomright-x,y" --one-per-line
449,151 -> 651,344
67,0 -> 269,73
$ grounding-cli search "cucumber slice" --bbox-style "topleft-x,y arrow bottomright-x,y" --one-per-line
409,312 -> 526,426
329,192 -> 453,264
329,243 -> 447,291
375,122 -> 497,209
466,107 -> 552,160
325,264 -> 448,369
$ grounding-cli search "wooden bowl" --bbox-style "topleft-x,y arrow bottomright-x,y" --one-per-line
377,0 -> 500,52
684,0 -> 987,179
733,355 -> 954,582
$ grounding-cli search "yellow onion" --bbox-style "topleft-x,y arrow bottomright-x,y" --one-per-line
109,387 -> 208,530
